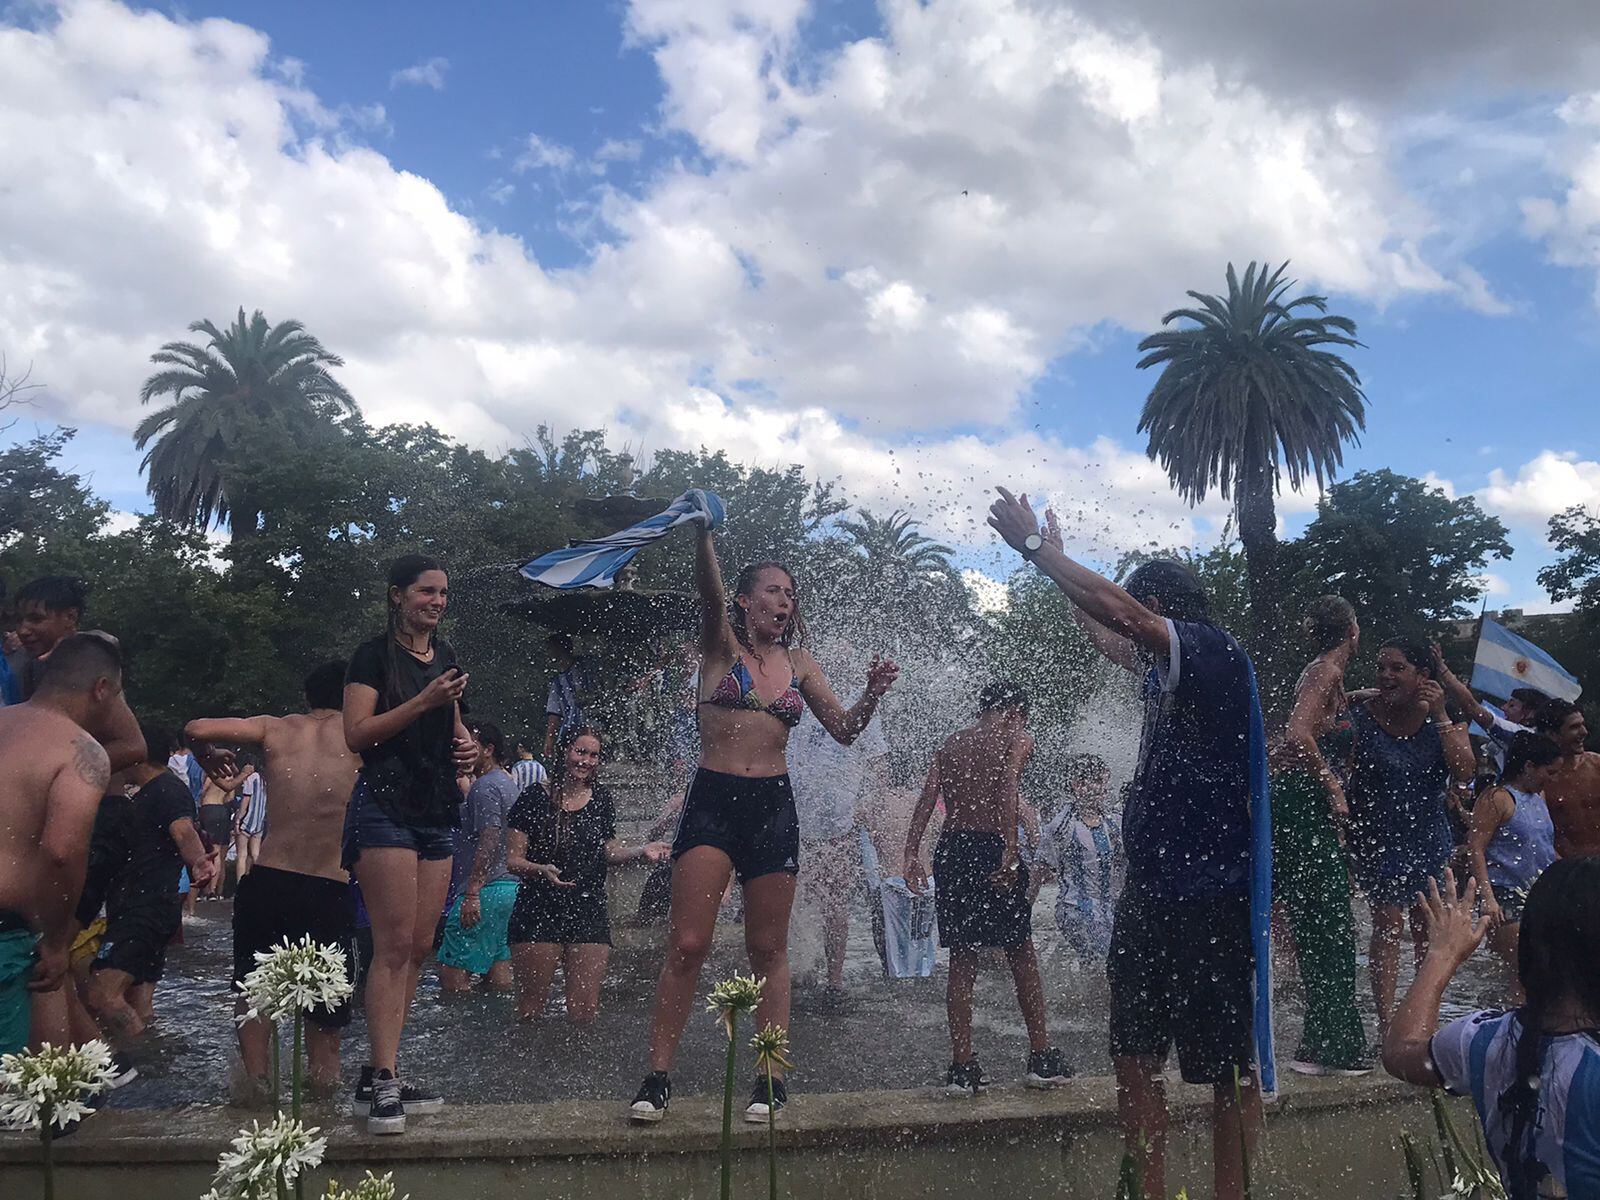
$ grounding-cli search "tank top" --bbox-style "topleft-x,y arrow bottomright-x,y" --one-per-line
1347,703 -> 1453,868
1486,785 -> 1558,893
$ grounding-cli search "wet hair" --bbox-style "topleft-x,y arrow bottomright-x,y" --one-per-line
547,633 -> 579,659
978,680 -> 1030,716
383,554 -> 446,708
468,719 -> 507,766
1511,687 -> 1548,710
729,560 -> 806,651
1302,595 -> 1356,654
138,722 -> 177,766
33,632 -> 122,695
1122,560 -> 1212,624
1502,731 -> 1560,784
1535,697 -> 1581,736
546,724 -> 604,851
303,661 -> 346,711
1503,858 -> 1600,1196
16,575 -> 89,618
1378,637 -> 1432,676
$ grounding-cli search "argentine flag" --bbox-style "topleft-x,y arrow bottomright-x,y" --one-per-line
1470,618 -> 1581,703
519,489 -> 725,590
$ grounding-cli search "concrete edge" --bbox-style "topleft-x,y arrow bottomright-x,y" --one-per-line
0,1074 -> 1423,1166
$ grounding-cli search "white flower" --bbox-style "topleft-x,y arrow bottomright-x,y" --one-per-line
0,1040 -> 116,1132
201,1114 -> 326,1200
706,973 -> 764,1040
324,1171 -> 407,1200
236,936 -> 354,1024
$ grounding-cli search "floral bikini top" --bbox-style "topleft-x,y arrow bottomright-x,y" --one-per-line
701,656 -> 805,728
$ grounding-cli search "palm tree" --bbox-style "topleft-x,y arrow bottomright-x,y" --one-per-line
1135,261 -> 1365,646
838,508 -> 958,595
136,309 -> 356,542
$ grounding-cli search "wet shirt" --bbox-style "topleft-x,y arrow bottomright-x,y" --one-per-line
346,635 -> 463,829
1122,618 -> 1257,901
1346,704 -> 1453,880
508,784 -> 617,900
1433,1009 -> 1600,1198
109,772 -> 195,908
788,712 -> 887,841
455,769 -> 520,889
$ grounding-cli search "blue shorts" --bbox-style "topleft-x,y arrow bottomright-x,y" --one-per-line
438,878 -> 518,974
0,926 -> 36,1056
342,779 -> 454,869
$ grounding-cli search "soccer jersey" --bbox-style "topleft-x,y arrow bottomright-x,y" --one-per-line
1432,1008 -> 1600,1198
510,758 -> 548,795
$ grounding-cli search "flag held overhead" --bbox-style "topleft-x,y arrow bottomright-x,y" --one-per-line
1470,618 -> 1581,703
519,489 -> 726,590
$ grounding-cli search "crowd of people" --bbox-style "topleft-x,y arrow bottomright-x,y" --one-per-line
2,485 -> 1599,1200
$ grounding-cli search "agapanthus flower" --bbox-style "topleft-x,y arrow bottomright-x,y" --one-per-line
706,974 -> 764,1040
236,936 -> 354,1024
0,1039 -> 116,1132
749,1024 -> 793,1075
201,1114 -> 327,1200
324,1170 -> 407,1200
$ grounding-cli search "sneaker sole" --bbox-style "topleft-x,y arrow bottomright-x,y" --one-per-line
629,1103 -> 667,1124
744,1108 -> 782,1124
943,1084 -> 981,1097
367,1114 -> 406,1135
352,1097 -> 444,1116
1025,1075 -> 1070,1089
108,1069 -> 139,1090
1288,1061 -> 1331,1077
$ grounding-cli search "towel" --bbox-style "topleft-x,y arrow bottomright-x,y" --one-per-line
519,489 -> 725,590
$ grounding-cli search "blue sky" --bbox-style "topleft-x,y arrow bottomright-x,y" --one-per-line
7,0 -> 1600,609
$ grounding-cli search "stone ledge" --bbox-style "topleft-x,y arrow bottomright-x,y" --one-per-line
0,1073 -> 1422,1166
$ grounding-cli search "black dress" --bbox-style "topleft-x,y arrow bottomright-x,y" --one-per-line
507,784 -> 617,946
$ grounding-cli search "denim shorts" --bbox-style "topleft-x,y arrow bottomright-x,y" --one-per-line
342,778 -> 455,869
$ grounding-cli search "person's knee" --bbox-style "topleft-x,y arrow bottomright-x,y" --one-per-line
370,933 -> 414,973
744,929 -> 787,969
668,926 -> 714,967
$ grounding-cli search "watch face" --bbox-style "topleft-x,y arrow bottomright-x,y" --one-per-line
1024,533 -> 1044,552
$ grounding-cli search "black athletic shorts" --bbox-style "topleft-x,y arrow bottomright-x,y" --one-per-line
508,884 -> 612,947
933,830 -> 1033,948
92,897 -> 181,984
671,768 -> 799,884
1107,886 -> 1254,1086
199,805 -> 232,849
232,865 -> 356,1029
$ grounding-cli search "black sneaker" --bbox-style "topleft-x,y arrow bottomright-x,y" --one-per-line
1289,1053 -> 1374,1078
366,1069 -> 404,1136
1025,1047 -> 1072,1089
944,1059 -> 988,1097
107,1053 -> 139,1090
629,1071 -> 671,1123
353,1066 -> 444,1116
745,1076 -> 788,1123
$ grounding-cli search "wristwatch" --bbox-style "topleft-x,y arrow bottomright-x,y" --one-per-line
1022,532 -> 1044,559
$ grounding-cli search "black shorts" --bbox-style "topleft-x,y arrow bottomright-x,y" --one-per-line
93,898 -> 182,984
508,882 -> 612,947
233,866 -> 356,1029
671,769 -> 799,884
199,805 -> 232,849
1108,887 -> 1254,1086
933,831 -> 1033,948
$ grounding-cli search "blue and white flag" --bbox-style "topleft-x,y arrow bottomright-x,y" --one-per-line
1471,618 -> 1581,704
1243,652 -> 1277,1099
519,489 -> 725,590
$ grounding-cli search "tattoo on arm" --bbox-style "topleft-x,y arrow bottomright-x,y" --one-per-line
73,735 -> 110,792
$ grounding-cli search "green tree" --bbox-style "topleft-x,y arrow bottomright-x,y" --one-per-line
837,509 -> 958,597
1539,504 -> 1600,611
1294,469 -> 1512,644
1135,261 -> 1366,654
0,430 -> 109,586
1114,539 -> 1256,638
136,309 -> 355,543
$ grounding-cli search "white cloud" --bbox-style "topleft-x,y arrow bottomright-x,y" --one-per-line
1479,451 -> 1600,530
390,55 -> 448,91
513,133 -> 575,173
962,568 -> 1009,614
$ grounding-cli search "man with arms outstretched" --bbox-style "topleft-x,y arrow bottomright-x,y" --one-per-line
186,662 -> 360,1101
0,635 -> 122,1053
989,489 -> 1267,1200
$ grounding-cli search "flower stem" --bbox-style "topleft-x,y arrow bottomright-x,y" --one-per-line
41,1123 -> 54,1200
766,1065 -> 777,1200
292,1013 -> 303,1123
720,1012 -> 738,1200
270,1024 -> 282,1115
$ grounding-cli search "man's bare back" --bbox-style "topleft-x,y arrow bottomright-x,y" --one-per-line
1545,751 -> 1600,859
932,724 -> 1034,834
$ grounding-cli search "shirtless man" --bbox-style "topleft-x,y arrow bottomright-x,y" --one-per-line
1534,699 -> 1600,859
186,661 -> 359,1098
0,635 -> 120,1054
904,682 -> 1070,1095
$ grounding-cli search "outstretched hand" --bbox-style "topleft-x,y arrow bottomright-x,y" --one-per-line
865,654 -> 900,698
1042,508 -> 1064,552
987,487 -> 1041,553
1418,869 -> 1488,969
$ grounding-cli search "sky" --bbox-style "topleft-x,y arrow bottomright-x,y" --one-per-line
6,0 -> 1600,607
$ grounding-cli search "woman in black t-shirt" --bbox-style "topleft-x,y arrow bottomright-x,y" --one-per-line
505,726 -> 669,1023
342,554 -> 475,1135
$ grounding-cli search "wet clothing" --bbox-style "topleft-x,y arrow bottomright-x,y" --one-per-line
1346,704 -> 1453,907
1040,810 -> 1121,963
438,878 -> 518,975
93,895 -> 180,983
545,661 -> 592,742
236,773 -> 267,837
342,777 -> 455,868
451,770 -> 520,893
932,830 -> 1032,949
232,865 -> 355,1029
788,712 -> 886,841
1123,619 -> 1257,902
199,803 -> 232,849
1271,765 -> 1367,1070
701,657 -> 804,728
1485,786 -> 1557,898
1107,888 -> 1255,1086
345,635 -> 464,830
671,768 -> 800,883
113,773 -> 196,907
74,792 -> 133,927
508,784 -> 618,946
1433,1008 -> 1600,1199
0,923 -> 35,1055
509,759 -> 548,796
